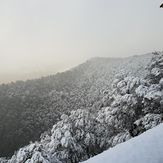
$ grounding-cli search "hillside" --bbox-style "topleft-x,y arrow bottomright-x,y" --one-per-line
0,52 -> 162,162
83,123 -> 163,163
0,53 -> 155,157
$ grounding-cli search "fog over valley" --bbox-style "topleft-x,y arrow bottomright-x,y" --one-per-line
0,58 -> 85,83
0,0 -> 163,83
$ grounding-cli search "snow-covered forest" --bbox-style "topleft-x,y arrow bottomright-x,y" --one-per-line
0,52 -> 163,162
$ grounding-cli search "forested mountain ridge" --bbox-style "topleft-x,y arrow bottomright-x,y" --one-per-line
0,53 -> 156,158
0,51 -> 162,163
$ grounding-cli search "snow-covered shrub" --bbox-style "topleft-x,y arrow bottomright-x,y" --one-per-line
45,109 -> 108,163
108,131 -> 131,147
146,53 -> 163,84
0,158 -> 8,163
8,142 -> 59,163
134,113 -> 162,130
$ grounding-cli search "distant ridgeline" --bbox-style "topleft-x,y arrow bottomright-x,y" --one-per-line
0,52 -> 162,161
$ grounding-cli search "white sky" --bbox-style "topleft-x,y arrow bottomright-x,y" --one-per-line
0,0 -> 163,83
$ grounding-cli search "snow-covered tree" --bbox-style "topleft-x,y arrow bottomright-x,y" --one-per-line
99,52 -> 163,140
45,109 -> 107,162
8,142 -> 57,163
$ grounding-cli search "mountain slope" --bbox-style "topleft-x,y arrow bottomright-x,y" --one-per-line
0,53 -> 156,157
1,52 -> 162,163
83,123 -> 163,163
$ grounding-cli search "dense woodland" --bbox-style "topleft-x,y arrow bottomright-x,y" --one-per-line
0,53 -> 162,163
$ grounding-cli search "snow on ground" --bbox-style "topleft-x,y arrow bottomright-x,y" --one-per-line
83,123 -> 163,163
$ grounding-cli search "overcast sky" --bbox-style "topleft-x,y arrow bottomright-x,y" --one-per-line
0,0 -> 163,83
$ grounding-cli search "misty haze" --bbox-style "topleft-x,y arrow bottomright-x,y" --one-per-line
0,1 -> 163,163
0,1 -> 163,83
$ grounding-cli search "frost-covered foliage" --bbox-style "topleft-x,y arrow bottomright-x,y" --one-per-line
146,53 -> 163,84
138,54 -> 163,114
6,53 -> 162,162
2,53 -> 163,163
8,143 -> 54,163
46,109 -> 107,163
0,54 -> 152,157
134,114 -> 162,130
98,52 -> 163,141
97,76 -> 144,145
0,158 -> 8,163
7,109 -> 107,163
99,76 -> 145,127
